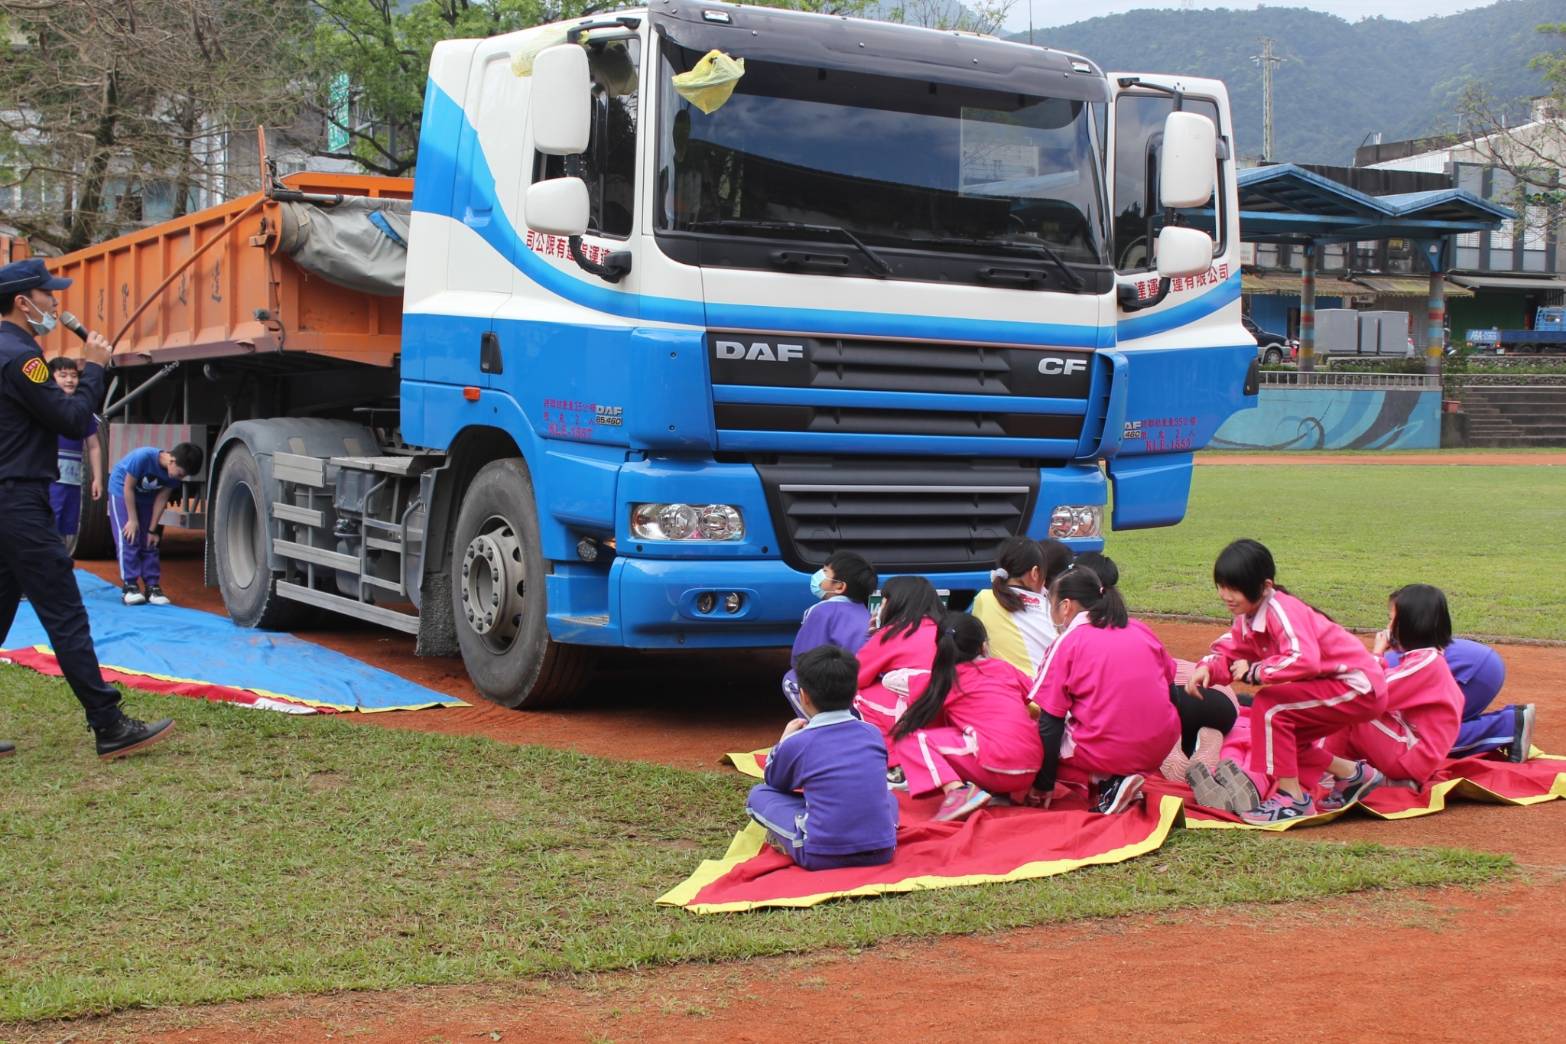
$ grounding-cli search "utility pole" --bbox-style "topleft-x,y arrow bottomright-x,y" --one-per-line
1251,37 -> 1283,162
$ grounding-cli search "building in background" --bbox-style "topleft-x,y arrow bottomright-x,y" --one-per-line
1356,99 -> 1566,343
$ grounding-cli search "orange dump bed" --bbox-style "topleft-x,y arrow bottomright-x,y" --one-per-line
39,172 -> 414,369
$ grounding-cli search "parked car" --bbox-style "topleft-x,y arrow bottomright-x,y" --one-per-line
1242,315 -> 1297,364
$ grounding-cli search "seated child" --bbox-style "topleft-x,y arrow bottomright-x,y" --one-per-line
1188,539 -> 1387,823
746,645 -> 899,871
889,614 -> 1043,822
1325,583 -> 1463,797
46,358 -> 102,545
968,536 -> 1073,676
853,575 -> 944,742
109,441 -> 203,606
782,551 -> 877,717
1026,564 -> 1182,815
1076,551 -> 1237,782
1377,585 -> 1532,762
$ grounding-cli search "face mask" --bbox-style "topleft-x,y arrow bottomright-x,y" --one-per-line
809,568 -> 829,599
22,296 -> 57,335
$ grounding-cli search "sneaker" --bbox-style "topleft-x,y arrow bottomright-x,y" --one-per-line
935,782 -> 992,822
1319,760 -> 1385,811
1187,759 -> 1261,813
145,585 -> 171,606
1240,790 -> 1315,824
0,740 -> 14,758
1508,704 -> 1536,763
1094,774 -> 1145,814
886,765 -> 908,790
121,584 -> 146,606
93,715 -> 175,760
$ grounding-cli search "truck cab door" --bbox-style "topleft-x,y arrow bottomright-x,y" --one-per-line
1106,72 -> 1238,335
1102,74 -> 1249,527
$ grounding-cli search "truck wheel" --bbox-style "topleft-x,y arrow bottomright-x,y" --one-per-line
213,442 -> 307,630
69,483 -> 113,559
450,458 -> 589,708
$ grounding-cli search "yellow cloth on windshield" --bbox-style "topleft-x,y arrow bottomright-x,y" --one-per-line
672,50 -> 746,114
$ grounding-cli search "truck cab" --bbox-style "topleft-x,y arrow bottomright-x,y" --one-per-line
372,4 -> 1253,704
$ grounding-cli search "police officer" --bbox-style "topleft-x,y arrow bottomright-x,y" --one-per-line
0,258 -> 173,760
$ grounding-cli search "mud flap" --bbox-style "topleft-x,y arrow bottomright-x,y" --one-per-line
1105,451 -> 1194,530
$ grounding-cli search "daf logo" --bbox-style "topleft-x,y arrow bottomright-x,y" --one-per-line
714,340 -> 805,363
1038,356 -> 1088,376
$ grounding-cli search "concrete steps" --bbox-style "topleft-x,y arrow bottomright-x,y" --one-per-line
1456,384 -> 1566,447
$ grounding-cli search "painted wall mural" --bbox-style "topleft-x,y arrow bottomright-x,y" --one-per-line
1210,389 -> 1440,451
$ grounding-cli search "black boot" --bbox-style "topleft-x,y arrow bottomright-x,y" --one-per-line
0,739 -> 14,758
93,714 -> 175,760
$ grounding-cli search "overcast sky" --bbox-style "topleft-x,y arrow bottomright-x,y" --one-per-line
1005,1 -> 1498,34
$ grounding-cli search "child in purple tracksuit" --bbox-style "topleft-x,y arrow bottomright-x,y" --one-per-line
108,442 -> 203,606
781,551 -> 877,717
46,357 -> 102,545
748,645 -> 899,871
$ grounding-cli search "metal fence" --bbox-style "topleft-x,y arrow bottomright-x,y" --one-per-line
1259,370 -> 1441,390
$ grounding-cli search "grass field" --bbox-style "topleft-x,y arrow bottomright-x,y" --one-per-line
1112,463 -> 1566,640
0,676 -> 1509,1023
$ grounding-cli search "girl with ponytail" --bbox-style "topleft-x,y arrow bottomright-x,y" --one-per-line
1025,564 -> 1182,815
890,614 -> 1043,822
853,576 -> 945,745
969,537 -> 1074,676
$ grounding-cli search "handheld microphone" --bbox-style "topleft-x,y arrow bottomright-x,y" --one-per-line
60,311 -> 90,341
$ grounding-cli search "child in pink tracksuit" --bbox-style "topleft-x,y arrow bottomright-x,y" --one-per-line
1187,539 -> 1388,823
889,614 -> 1043,822
1026,563 -> 1183,815
1329,584 -> 1464,792
853,576 -> 944,742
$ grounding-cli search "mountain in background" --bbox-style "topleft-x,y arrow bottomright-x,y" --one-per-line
1011,0 -> 1560,163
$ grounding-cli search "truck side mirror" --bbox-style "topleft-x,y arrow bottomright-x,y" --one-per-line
525,178 -> 589,237
1155,225 -> 1214,279
1159,110 -> 1215,209
531,45 -> 591,155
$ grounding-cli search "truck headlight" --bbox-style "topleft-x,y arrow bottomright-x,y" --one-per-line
630,503 -> 745,542
1049,504 -> 1102,539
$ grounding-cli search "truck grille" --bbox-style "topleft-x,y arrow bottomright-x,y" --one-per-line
755,458 -> 1038,572
709,333 -> 1095,446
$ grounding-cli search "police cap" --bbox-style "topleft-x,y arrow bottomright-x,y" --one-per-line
0,258 -> 73,295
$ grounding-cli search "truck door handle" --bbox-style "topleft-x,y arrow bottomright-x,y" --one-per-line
480,331 -> 503,374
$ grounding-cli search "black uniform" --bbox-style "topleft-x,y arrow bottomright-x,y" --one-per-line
0,319 -> 122,727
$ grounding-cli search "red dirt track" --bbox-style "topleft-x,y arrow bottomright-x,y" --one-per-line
57,497 -> 1566,1041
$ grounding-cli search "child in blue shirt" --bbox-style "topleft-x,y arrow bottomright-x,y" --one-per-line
108,442 -> 203,606
781,550 -> 877,717
748,645 -> 899,871
46,358 -> 102,545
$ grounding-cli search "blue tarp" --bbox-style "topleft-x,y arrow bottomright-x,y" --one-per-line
2,571 -> 465,713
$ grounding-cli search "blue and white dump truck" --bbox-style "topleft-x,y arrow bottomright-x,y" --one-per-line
47,4 -> 1254,706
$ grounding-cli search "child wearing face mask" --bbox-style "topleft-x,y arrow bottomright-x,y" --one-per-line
781,551 -> 878,717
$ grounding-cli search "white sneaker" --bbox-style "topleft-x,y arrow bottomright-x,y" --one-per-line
145,586 -> 171,607
122,585 -> 147,606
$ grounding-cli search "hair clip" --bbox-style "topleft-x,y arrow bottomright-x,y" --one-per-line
989,567 -> 1009,582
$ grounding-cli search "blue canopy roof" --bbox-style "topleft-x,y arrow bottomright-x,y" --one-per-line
1236,163 -> 1514,243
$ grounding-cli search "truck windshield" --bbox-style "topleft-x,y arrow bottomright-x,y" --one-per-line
654,40 -> 1108,276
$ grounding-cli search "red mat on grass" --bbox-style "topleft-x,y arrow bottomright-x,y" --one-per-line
657,789 -> 1183,913
679,749 -> 1566,911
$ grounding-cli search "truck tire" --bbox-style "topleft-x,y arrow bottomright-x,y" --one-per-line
213,442 -> 307,630
70,484 -> 113,560
450,458 -> 590,708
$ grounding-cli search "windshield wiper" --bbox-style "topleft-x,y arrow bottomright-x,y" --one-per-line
911,235 -> 1087,291
685,219 -> 894,277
